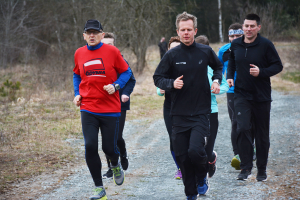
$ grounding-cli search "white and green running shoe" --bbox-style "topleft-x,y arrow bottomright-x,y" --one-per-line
111,163 -> 125,186
89,187 -> 107,200
231,154 -> 241,170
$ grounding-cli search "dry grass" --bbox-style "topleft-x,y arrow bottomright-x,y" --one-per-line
0,41 -> 299,195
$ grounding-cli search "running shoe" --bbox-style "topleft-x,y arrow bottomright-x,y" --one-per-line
231,154 -> 241,170
237,169 -> 251,181
253,147 -> 257,161
89,187 -> 107,200
102,168 -> 113,179
174,169 -> 182,180
256,170 -> 267,182
120,151 -> 129,170
197,176 -> 209,195
208,151 -> 217,178
111,163 -> 125,186
186,194 -> 197,200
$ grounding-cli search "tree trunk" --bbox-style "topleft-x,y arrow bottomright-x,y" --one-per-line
218,0 -> 223,42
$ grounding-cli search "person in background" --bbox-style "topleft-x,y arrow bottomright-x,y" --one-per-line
157,36 -> 182,180
195,35 -> 229,179
101,32 -> 136,179
218,23 -> 245,170
158,37 -> 168,59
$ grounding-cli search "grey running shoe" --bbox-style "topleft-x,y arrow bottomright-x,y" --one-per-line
111,163 -> 125,185
237,169 -> 251,181
89,187 -> 107,200
256,170 -> 267,181
102,168 -> 113,179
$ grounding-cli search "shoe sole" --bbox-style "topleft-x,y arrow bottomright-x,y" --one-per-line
102,176 -> 113,179
113,171 -> 125,186
175,176 -> 182,180
257,177 -> 267,182
231,158 -> 241,170
92,195 -> 108,200
237,174 -> 251,181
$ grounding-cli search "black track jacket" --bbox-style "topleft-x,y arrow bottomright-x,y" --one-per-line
153,41 -> 223,116
227,33 -> 283,102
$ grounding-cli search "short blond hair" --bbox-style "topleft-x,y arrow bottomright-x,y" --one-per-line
176,11 -> 197,29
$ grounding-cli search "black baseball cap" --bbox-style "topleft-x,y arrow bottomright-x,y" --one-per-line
84,19 -> 103,32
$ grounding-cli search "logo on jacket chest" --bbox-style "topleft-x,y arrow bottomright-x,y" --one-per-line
83,58 -> 106,77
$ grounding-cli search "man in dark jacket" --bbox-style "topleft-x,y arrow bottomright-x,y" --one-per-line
101,32 -> 136,179
158,37 -> 168,59
153,12 -> 223,199
227,14 -> 283,182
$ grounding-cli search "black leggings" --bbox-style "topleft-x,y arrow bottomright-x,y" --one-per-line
106,110 -> 127,168
227,93 -> 239,155
81,111 -> 120,186
205,112 -> 218,163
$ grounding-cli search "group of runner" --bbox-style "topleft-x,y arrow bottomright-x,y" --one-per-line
72,11 -> 282,200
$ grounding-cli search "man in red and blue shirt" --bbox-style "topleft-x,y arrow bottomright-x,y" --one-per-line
73,19 -> 132,200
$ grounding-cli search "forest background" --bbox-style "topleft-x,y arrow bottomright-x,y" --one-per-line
0,0 -> 300,197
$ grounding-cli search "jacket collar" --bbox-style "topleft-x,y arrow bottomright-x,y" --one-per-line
241,33 -> 261,47
180,40 -> 196,49
86,42 -> 103,50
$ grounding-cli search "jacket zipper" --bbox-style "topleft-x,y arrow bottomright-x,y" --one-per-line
245,48 -> 247,57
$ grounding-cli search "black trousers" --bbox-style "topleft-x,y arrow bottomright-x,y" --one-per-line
172,114 -> 210,196
106,110 -> 127,168
234,97 -> 271,171
205,112 -> 218,163
227,93 -> 239,155
163,105 -> 173,152
81,111 -> 120,186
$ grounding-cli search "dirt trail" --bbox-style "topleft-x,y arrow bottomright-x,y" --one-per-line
3,90 -> 298,200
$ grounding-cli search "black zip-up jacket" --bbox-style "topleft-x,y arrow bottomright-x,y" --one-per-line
153,41 -> 223,116
227,33 -> 283,102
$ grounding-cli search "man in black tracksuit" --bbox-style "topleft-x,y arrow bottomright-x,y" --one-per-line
153,12 -> 223,199
227,14 -> 283,182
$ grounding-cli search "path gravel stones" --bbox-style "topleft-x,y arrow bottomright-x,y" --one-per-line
9,91 -> 300,200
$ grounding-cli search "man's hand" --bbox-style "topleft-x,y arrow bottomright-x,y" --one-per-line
121,94 -> 129,103
103,84 -> 116,95
73,95 -> 82,107
159,89 -> 165,94
211,82 -> 220,94
250,64 -> 260,77
227,79 -> 234,87
174,75 -> 184,89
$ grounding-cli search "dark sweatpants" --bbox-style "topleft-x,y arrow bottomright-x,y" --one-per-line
81,111 -> 120,186
205,112 -> 218,163
172,114 -> 210,196
106,110 -> 127,168
227,93 -> 239,155
234,97 -> 271,171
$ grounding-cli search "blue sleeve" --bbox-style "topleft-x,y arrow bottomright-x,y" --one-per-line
121,67 -> 136,96
217,74 -> 229,95
157,87 -> 164,96
73,73 -> 81,96
218,46 -> 226,75
115,66 -> 132,89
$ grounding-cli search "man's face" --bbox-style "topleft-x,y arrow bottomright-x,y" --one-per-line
243,19 -> 261,41
177,19 -> 197,46
228,29 -> 243,42
101,38 -> 115,46
83,29 -> 104,46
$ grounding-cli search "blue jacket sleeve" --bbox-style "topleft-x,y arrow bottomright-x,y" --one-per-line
73,73 -> 81,96
121,67 -> 136,96
157,87 -> 164,96
115,66 -> 132,89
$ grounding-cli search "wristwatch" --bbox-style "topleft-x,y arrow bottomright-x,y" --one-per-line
213,79 -> 220,85
112,83 -> 120,90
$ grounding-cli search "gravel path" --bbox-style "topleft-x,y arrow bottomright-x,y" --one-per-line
9,90 -> 300,200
